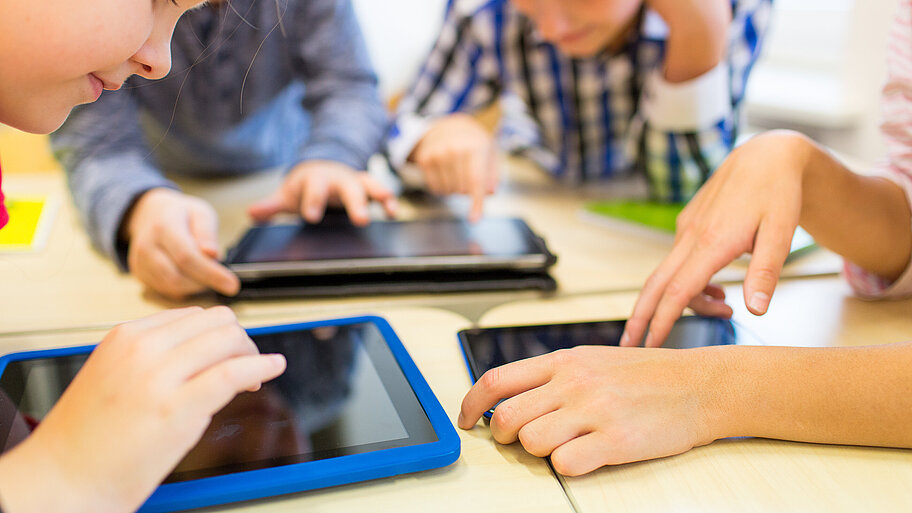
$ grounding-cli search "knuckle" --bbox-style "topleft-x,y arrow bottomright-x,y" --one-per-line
478,367 -> 503,392
106,322 -> 137,345
695,230 -> 720,251
154,400 -> 176,424
517,425 -> 549,457
172,248 -> 194,268
206,305 -> 237,325
491,402 -> 517,432
549,451 -> 580,476
642,271 -> 665,292
663,280 -> 690,303
750,266 -> 779,285
549,348 -> 576,368
216,364 -> 244,389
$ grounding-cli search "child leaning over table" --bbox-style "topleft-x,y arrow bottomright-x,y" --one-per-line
0,0 -> 286,511
459,0 -> 912,477
387,0 -> 772,220
51,0 -> 392,301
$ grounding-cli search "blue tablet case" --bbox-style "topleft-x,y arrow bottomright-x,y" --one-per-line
0,316 -> 460,512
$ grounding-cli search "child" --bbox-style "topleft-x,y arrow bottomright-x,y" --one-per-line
0,1 -> 285,511
458,1 -> 912,477
51,0 -> 394,300
387,0 -> 772,220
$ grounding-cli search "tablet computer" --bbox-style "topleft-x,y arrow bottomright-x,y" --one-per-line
458,316 -> 763,417
0,316 -> 460,512
224,217 -> 557,279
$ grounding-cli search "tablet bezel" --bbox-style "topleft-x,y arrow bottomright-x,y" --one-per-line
0,316 -> 460,513
457,316 -> 762,388
224,218 -> 557,279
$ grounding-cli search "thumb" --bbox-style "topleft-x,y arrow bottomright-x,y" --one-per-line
188,206 -> 220,257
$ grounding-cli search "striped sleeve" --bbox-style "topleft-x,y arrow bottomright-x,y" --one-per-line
845,0 -> 912,299
386,1 -> 502,171
632,0 -> 772,203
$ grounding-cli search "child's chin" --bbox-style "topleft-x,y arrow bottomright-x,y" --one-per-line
3,109 -> 67,135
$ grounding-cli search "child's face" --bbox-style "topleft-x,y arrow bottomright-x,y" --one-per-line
512,0 -> 644,57
0,0 -> 202,134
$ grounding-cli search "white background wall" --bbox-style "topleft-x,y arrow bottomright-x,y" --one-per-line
352,0 -> 448,100
745,0 -> 901,170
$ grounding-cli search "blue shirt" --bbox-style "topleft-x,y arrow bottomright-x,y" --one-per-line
51,0 -> 387,268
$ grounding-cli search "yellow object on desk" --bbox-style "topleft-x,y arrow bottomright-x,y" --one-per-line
0,194 -> 58,252
0,128 -> 60,173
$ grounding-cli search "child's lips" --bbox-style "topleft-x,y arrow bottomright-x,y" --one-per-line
87,73 -> 104,101
558,26 -> 595,46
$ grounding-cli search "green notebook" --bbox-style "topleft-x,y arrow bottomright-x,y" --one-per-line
584,200 -> 683,234
582,200 -> 818,262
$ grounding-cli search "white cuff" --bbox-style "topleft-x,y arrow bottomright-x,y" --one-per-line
387,113 -> 437,170
640,61 -> 732,131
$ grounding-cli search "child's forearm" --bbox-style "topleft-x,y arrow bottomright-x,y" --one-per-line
704,343 -> 912,448
658,0 -> 732,82
796,139 -> 912,281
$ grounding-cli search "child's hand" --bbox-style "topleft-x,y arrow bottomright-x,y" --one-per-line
247,161 -> 398,226
124,188 -> 240,300
458,345 -> 722,475
0,307 -> 287,513
645,0 -> 731,82
410,114 -> 499,222
620,131 -> 813,348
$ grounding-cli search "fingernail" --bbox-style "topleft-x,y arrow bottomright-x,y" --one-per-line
270,354 -> 286,368
645,332 -> 654,347
457,412 -> 466,426
620,332 -> 629,346
749,292 -> 770,313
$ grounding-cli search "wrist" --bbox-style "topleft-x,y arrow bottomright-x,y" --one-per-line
121,188 -> 178,242
0,436 -> 89,513
688,345 -> 741,443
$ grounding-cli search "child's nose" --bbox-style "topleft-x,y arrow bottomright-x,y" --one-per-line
133,39 -> 173,81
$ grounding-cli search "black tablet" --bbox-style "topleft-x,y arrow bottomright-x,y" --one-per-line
0,316 -> 459,512
224,217 -> 557,279
459,316 -> 763,386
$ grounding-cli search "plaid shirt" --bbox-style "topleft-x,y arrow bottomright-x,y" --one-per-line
388,0 -> 772,202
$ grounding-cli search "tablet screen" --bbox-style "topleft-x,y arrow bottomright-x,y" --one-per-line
0,322 -> 438,483
231,218 -> 543,263
460,316 -> 758,381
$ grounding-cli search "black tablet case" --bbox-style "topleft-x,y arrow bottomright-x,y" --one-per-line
223,217 -> 558,301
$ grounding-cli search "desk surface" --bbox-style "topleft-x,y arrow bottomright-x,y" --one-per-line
0,161 -> 842,334
4,131 -> 906,511
479,277 -> 912,513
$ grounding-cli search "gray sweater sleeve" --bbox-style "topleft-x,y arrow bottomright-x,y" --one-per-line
291,0 -> 388,170
50,92 -> 178,270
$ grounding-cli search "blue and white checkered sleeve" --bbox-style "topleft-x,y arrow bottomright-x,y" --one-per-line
632,0 -> 773,203
386,5 -> 502,172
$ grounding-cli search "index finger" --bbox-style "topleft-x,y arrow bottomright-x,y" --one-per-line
458,354 -> 555,429
621,239 -> 694,346
336,176 -> 371,226
159,226 -> 239,296
466,151 -> 487,223
644,237 -> 745,347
